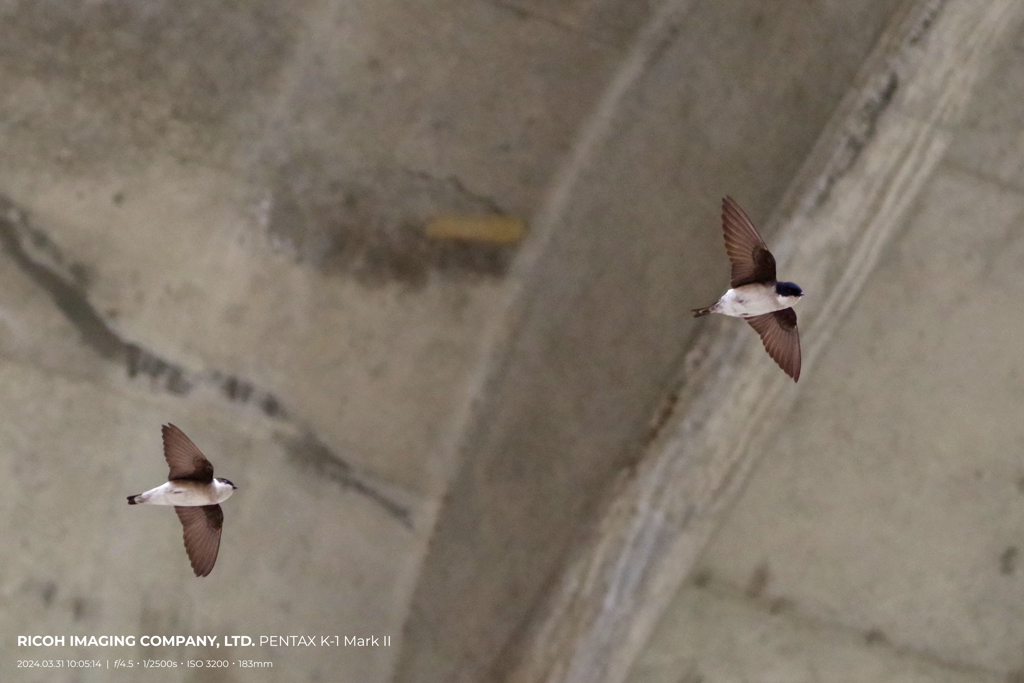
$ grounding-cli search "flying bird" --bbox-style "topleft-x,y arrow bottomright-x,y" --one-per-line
693,196 -> 803,381
127,424 -> 237,576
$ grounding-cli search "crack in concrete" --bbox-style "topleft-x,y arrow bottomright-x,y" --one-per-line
0,195 -> 411,527
811,70 -> 900,209
907,0 -> 944,46
809,2 -> 947,211
0,200 -> 127,361
403,168 -> 506,216
282,431 -> 412,528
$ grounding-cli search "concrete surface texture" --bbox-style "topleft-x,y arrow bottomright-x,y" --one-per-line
630,3 -> 1024,683
1,1 -> 1019,683
494,3 -> 1022,682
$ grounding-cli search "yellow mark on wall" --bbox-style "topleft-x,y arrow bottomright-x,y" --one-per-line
425,215 -> 525,244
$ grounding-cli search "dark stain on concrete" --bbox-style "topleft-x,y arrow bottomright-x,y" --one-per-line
690,567 -> 712,588
864,628 -> 889,645
222,376 -> 254,403
1001,545 -> 1018,575
126,344 -> 193,395
260,393 -> 285,418
41,581 -> 57,606
0,198 -> 128,361
267,161 -> 519,287
641,388 -> 679,447
283,431 -> 412,528
72,596 -> 88,621
745,561 -> 771,599
206,371 -> 287,419
0,197 -> 258,402
767,596 -> 794,614
907,0 -> 944,46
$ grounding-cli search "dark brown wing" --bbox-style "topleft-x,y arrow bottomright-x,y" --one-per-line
746,309 -> 801,381
163,424 -> 214,483
723,196 -> 776,287
175,505 -> 223,577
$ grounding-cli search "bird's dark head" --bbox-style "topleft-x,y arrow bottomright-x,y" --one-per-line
775,281 -> 803,297
216,478 -> 237,490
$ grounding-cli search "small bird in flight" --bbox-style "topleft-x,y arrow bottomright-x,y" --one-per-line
693,197 -> 803,381
127,424 -> 237,577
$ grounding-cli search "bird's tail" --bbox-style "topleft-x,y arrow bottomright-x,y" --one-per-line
692,306 -> 713,318
127,495 -> 139,505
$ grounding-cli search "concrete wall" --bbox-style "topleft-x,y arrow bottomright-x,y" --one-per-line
4,1 -> 1012,682
631,3 -> 1024,682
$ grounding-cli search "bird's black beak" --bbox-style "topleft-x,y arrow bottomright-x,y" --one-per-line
232,484 -> 238,489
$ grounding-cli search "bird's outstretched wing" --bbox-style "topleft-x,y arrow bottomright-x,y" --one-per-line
746,308 -> 801,381
163,424 -> 214,483
723,196 -> 776,288
175,505 -> 223,577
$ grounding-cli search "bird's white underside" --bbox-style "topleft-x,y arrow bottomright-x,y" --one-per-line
711,284 -> 800,318
132,480 -> 235,506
